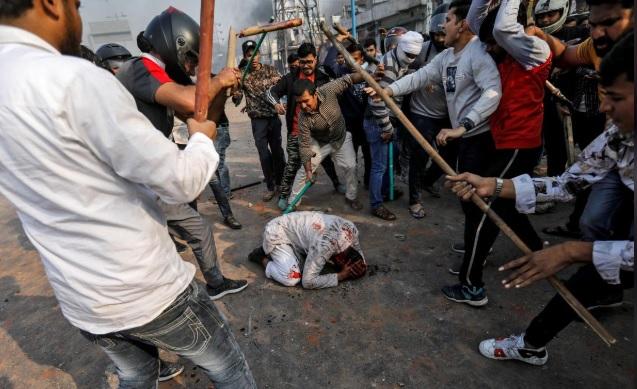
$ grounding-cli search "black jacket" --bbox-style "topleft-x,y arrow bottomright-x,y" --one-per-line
266,66 -> 334,131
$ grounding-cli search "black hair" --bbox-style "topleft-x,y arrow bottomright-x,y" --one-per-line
136,31 -> 153,53
599,31 -> 633,86
238,58 -> 248,70
287,52 -> 299,64
449,0 -> 471,21
478,4 -> 528,42
347,43 -> 364,55
363,38 -> 377,48
0,0 -> 33,18
586,0 -> 633,8
292,79 -> 316,97
297,42 -> 317,58
78,45 -> 114,74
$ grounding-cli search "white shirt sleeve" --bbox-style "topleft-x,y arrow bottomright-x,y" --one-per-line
592,241 -> 634,285
67,67 -> 218,204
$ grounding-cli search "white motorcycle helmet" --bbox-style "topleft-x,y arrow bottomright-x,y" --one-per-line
534,0 -> 571,34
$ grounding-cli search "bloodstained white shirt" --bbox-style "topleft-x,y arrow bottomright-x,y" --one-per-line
0,26 -> 218,334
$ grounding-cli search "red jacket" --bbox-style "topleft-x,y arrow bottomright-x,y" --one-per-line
490,53 -> 552,149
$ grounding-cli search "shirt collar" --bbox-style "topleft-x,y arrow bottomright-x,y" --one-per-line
141,52 -> 166,69
0,25 -> 60,55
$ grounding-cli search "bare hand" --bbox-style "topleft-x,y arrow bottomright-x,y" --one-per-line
275,103 -> 286,115
186,118 -> 217,140
337,259 -> 367,281
336,32 -> 351,42
380,132 -> 393,143
305,167 -> 314,183
214,67 -> 240,89
525,25 -> 547,41
444,173 -> 495,201
499,242 -> 593,288
436,127 -> 466,146
374,63 -> 385,80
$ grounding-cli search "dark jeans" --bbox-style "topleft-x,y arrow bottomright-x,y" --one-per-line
80,281 -> 256,388
346,117 -> 371,187
363,117 -> 392,209
158,201 -> 224,288
279,133 -> 341,199
407,113 -> 451,204
251,116 -> 286,191
208,179 -> 232,219
458,134 -> 543,288
525,265 -> 634,348
213,123 -> 232,195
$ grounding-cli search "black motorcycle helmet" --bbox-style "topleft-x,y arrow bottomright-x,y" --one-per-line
96,43 -> 131,61
142,7 -> 200,84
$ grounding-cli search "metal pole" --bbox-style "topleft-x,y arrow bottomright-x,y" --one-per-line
350,0 -> 357,40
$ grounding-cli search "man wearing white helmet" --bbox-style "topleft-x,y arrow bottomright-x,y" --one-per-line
534,0 -> 571,34
363,30 -> 423,221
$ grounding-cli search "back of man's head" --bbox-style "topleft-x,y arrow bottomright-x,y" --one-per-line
292,79 -> 316,97
0,0 -> 33,18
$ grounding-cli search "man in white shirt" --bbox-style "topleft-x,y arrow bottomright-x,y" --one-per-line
0,1 -> 255,387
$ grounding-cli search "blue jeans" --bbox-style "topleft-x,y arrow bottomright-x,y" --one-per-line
213,124 -> 231,195
580,170 -> 634,242
363,118 -> 391,209
80,280 -> 256,389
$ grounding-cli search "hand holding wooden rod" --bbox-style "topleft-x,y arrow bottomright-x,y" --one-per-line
319,21 -> 615,346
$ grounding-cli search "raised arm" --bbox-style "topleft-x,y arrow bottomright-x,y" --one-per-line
387,52 -> 444,97
493,0 -> 551,69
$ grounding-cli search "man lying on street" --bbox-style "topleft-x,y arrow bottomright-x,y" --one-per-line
248,212 -> 367,288
289,72 -> 366,211
439,0 -> 552,306
266,43 -> 345,210
117,8 -> 248,300
0,1 -> 255,387
444,32 -> 634,366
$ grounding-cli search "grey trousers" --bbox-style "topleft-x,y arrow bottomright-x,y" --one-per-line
158,200 -> 224,287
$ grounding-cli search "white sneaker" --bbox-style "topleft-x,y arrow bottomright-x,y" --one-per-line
479,333 -> 548,366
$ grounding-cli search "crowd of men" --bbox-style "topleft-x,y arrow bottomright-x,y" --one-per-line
0,0 -> 633,386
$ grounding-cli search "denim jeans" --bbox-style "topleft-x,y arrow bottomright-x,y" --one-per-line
213,124 -> 231,195
363,118 -> 391,210
81,280 -> 256,388
579,170 -> 634,242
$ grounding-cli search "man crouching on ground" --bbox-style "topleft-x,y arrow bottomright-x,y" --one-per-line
248,212 -> 367,288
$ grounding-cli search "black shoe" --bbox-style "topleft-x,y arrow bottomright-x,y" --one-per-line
173,240 -> 188,254
442,283 -> 488,307
345,198 -> 364,211
158,361 -> 184,382
207,278 -> 248,300
224,215 -> 242,229
248,246 -> 266,264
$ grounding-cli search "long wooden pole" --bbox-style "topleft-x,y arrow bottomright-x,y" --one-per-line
320,22 -> 616,346
238,18 -> 303,38
194,0 -> 216,122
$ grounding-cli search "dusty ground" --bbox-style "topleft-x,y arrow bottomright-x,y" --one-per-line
0,102 -> 633,388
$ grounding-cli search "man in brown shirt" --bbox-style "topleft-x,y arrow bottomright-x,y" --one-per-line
233,40 -> 286,201
290,73 -> 365,210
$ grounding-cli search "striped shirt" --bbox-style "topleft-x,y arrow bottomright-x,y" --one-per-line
298,75 -> 353,164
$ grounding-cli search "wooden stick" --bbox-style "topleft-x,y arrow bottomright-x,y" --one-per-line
194,0 -> 215,122
238,18 -> 303,38
320,21 -> 616,346
226,26 -> 237,68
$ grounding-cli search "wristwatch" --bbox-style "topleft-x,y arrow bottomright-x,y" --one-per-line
458,118 -> 475,132
494,178 -> 504,198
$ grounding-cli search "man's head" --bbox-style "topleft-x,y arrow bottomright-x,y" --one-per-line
287,52 -> 299,72
363,38 -> 378,58
297,42 -> 317,76
142,7 -> 201,85
534,0 -> 570,32
599,31 -> 633,134
242,39 -> 260,69
586,0 -> 633,57
347,43 -> 365,65
95,43 -> 132,74
336,52 -> 345,65
0,0 -> 83,56
396,30 -> 423,67
444,0 -> 472,47
429,3 -> 449,52
384,26 -> 407,51
293,79 -> 318,113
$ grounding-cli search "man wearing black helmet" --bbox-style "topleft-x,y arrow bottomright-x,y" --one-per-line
95,42 -> 131,74
117,8 -> 248,301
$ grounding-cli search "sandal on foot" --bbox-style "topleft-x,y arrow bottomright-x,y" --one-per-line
409,203 -> 426,219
